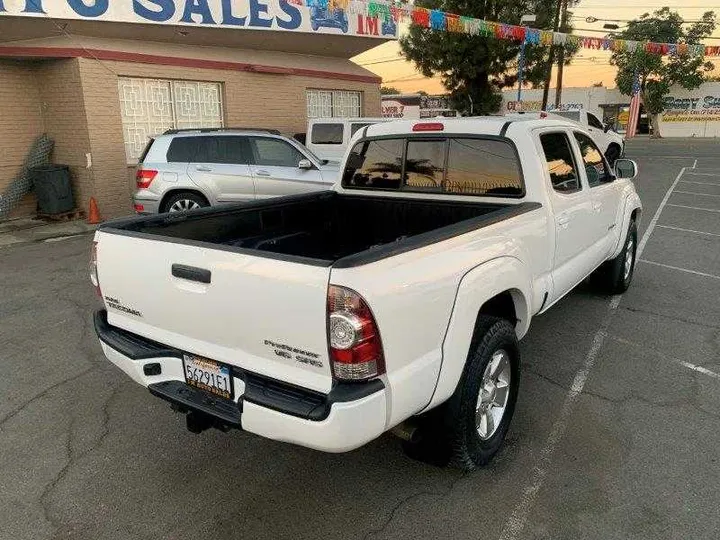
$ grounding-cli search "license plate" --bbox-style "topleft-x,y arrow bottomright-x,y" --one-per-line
183,354 -> 234,400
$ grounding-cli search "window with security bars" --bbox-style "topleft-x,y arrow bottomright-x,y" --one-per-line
118,77 -> 224,163
306,89 -> 362,118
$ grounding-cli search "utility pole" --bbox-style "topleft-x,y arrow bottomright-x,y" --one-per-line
554,0 -> 570,109
541,0 -> 563,111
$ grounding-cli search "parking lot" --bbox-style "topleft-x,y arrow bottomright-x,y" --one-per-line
1,138 -> 719,540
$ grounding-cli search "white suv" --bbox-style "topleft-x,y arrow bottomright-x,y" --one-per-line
133,128 -> 340,214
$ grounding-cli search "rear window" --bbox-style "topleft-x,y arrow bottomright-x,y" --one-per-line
311,123 -> 344,145
342,137 -> 524,197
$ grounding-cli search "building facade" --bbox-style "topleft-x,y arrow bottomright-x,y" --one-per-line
0,0 -> 393,219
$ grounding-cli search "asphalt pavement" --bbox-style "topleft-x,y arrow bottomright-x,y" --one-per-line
1,138 -> 719,540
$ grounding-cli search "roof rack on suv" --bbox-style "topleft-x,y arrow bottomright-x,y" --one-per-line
163,127 -> 281,135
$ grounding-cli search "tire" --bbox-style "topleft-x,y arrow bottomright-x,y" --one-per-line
405,316 -> 520,470
162,192 -> 208,214
594,220 -> 638,294
605,144 -> 621,166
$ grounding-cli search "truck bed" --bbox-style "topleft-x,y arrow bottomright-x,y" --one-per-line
105,192 -> 539,267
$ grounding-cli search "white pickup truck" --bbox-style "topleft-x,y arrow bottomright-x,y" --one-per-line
92,117 -> 641,469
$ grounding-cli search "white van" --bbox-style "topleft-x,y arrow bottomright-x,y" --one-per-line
306,117 -> 391,162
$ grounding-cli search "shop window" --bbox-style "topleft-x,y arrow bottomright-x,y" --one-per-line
306,90 -> 362,118
118,77 -> 224,164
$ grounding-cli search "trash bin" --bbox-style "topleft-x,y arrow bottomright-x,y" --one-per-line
30,165 -> 74,215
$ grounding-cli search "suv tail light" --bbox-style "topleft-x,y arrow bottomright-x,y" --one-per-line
327,285 -> 385,381
90,241 -> 101,297
136,169 -> 158,189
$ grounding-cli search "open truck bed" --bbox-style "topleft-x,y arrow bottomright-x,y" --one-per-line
102,191 -> 537,268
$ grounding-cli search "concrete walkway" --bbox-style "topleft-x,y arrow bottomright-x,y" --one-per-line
0,217 -> 96,247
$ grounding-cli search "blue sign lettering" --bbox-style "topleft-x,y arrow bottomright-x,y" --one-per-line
67,0 -> 108,17
22,0 -> 45,13
277,0 -> 301,30
249,0 -> 272,28
221,0 -> 246,26
181,0 -> 216,24
133,0 -> 175,22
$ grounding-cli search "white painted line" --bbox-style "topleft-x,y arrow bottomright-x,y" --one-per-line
680,361 -> 720,380
674,190 -> 720,198
497,166 -> 686,540
667,204 -> 720,214
657,225 -> 720,238
680,180 -> 720,186
685,171 -> 720,177
693,159 -> 698,168
639,259 -> 720,280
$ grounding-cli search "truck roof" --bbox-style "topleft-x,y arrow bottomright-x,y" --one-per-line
363,116 -> 573,138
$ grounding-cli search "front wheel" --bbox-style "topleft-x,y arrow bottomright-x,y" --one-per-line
594,220 -> 637,294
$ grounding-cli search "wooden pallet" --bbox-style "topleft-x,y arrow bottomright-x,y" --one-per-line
37,208 -> 86,222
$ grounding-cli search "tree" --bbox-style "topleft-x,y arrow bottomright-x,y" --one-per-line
611,8 -> 716,137
400,0 -> 578,115
380,86 -> 401,95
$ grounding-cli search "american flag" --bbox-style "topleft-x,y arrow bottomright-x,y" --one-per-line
625,71 -> 642,138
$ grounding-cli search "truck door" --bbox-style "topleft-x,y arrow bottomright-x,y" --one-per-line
538,130 -> 602,300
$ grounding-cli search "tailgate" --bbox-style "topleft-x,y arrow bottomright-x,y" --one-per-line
96,231 -> 333,393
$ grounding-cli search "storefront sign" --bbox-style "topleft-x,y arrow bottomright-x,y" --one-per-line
662,95 -> 720,122
0,0 -> 398,38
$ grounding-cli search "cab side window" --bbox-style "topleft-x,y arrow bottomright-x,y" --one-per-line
574,132 -> 612,187
587,113 -> 604,130
539,132 -> 581,193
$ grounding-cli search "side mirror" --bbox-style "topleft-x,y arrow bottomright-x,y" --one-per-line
298,159 -> 313,170
614,158 -> 638,180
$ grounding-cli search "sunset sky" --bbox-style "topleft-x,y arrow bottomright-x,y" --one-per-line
351,1 -> 720,94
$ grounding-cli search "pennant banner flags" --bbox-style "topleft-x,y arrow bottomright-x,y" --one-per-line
333,0 -> 720,57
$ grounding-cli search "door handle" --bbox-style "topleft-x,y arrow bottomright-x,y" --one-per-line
557,215 -> 569,229
255,170 -> 271,177
195,166 -> 212,172
172,264 -> 211,284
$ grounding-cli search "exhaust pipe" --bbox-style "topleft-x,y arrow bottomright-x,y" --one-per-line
391,420 -> 421,444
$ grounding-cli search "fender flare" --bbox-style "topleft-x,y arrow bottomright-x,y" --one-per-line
423,256 -> 533,412
610,190 -> 642,259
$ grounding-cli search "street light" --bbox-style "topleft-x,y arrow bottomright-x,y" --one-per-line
517,14 -> 536,102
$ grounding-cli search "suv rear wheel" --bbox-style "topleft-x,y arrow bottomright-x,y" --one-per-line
162,192 -> 209,213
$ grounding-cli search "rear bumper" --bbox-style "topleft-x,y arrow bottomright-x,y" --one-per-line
94,311 -> 387,452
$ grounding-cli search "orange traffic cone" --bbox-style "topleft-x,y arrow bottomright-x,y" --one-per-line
88,197 -> 102,224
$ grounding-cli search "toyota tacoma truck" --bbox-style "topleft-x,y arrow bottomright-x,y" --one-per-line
92,117 -> 641,469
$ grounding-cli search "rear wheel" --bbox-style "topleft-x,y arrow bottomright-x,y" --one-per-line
403,316 -> 520,470
162,192 -> 208,214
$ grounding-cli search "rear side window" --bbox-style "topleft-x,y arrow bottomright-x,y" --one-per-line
350,123 -> 371,137
311,123 -> 344,145
166,137 -> 196,163
138,138 -> 155,163
445,139 -> 523,196
540,133 -> 581,193
342,139 -> 403,189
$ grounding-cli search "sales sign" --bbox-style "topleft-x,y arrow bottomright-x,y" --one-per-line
0,0 -> 399,39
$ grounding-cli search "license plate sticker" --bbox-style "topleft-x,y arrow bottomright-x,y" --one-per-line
183,354 -> 234,400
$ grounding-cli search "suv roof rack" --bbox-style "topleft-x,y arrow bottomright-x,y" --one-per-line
163,127 -> 281,135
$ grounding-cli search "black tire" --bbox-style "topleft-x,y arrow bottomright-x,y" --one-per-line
404,317 -> 520,470
605,144 -> 621,166
595,220 -> 638,294
161,191 -> 208,214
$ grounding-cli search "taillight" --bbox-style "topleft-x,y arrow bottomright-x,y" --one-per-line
136,169 -> 158,189
412,122 -> 444,132
327,285 -> 385,381
89,241 -> 101,297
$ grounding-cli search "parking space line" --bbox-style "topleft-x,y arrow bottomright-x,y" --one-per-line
656,225 -> 720,238
667,204 -> 720,214
693,158 -> 698,168
681,180 -> 720,186
685,171 -> 720,177
639,259 -> 720,281
497,166 -> 687,540
674,191 -> 720,198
